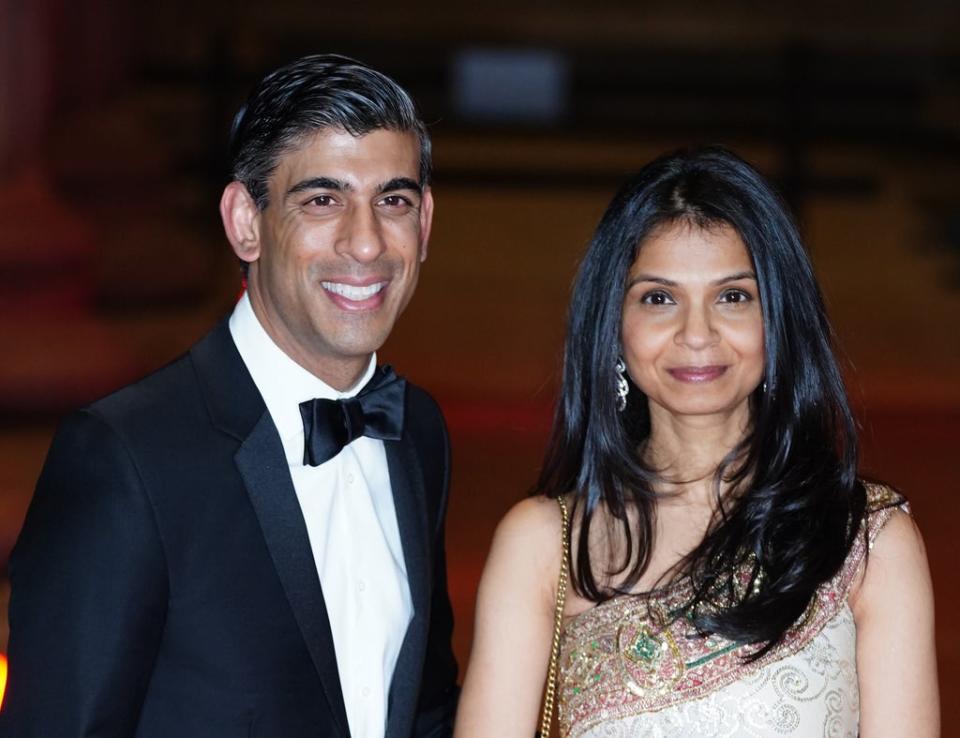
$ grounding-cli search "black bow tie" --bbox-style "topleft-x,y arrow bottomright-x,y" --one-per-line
299,366 -> 407,467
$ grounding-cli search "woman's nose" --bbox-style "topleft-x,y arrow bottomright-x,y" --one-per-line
674,305 -> 719,349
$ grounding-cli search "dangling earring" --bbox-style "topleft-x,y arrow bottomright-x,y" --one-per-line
615,357 -> 629,412
761,380 -> 768,394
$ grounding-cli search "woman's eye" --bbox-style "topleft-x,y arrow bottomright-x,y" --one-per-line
720,289 -> 751,304
641,291 -> 673,306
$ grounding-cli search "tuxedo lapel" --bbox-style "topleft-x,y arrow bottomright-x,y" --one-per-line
236,418 -> 350,738
192,321 -> 350,738
384,435 -> 431,738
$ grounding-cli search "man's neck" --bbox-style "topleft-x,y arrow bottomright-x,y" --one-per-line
309,358 -> 372,393
243,291 -> 373,392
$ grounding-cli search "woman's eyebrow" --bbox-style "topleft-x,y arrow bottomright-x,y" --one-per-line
711,271 -> 757,286
626,274 -> 678,289
626,272 -> 757,289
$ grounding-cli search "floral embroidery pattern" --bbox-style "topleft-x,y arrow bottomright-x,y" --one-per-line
557,483 -> 903,737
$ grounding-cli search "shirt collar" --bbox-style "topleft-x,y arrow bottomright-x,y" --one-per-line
228,292 -> 376,464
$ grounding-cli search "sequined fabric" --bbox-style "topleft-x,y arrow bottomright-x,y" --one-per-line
557,483 -> 905,738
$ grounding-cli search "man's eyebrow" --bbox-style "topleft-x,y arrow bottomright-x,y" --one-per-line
377,177 -> 422,195
286,177 -> 350,196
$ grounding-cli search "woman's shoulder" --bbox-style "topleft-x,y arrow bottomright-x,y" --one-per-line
477,495 -> 569,618
862,480 -> 925,572
848,481 -> 928,610
491,495 -> 566,571
849,483 -> 939,734
496,494 -> 564,535
860,480 -> 914,553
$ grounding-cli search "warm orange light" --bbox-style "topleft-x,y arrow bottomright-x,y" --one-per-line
0,653 -> 7,711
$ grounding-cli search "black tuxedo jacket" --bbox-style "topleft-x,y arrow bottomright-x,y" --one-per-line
0,321 -> 458,738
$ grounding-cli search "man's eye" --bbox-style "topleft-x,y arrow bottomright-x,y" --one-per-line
307,194 -> 335,207
380,194 -> 413,208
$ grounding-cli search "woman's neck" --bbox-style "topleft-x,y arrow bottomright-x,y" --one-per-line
643,402 -> 751,505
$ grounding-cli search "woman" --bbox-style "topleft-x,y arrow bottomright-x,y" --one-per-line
455,147 -> 938,737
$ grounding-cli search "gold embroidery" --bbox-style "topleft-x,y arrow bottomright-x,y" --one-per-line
618,621 -> 685,698
557,483 -> 905,738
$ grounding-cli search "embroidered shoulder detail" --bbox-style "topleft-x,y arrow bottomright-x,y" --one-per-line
865,481 -> 910,549
833,482 -> 910,596
865,481 -> 906,515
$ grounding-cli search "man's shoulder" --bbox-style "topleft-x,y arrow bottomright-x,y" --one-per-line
79,320 -> 235,436
86,348 -> 197,426
403,380 -> 449,447
398,378 -> 448,465
405,381 -> 444,424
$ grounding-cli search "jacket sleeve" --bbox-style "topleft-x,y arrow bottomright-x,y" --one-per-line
0,409 -> 168,737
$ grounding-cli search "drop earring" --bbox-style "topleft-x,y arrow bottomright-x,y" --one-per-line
615,357 -> 629,412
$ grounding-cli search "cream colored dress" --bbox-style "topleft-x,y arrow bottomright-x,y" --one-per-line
557,484 -> 905,738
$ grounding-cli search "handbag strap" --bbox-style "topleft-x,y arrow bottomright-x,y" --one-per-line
537,495 -> 570,737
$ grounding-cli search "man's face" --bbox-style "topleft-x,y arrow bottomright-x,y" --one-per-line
236,128 -> 432,387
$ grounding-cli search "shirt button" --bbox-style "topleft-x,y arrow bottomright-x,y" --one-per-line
362,686 -> 371,698
346,473 -> 355,484
358,580 -> 366,592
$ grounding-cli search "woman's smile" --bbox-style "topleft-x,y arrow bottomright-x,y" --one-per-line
666,365 -> 729,382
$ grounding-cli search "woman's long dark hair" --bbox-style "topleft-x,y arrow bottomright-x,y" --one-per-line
537,146 -> 866,651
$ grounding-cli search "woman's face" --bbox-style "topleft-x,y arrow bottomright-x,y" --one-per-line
620,221 -> 765,425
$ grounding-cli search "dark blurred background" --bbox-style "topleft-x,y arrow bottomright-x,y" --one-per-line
1,0 -> 958,724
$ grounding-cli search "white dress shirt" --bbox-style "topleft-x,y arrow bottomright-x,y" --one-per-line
229,293 -> 413,738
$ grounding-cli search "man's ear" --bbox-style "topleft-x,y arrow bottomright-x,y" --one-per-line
418,186 -> 434,263
220,181 -> 261,264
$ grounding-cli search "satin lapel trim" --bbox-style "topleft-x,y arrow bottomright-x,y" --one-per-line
235,412 -> 350,738
384,436 -> 431,738
190,319 -> 264,442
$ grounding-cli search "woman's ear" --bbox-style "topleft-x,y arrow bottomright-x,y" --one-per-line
220,181 -> 261,264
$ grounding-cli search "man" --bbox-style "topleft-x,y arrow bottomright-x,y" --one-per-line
0,54 -> 458,737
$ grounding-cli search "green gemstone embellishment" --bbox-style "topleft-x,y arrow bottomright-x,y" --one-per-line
628,632 -> 661,662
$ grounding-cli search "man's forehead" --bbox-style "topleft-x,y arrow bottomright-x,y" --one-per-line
267,127 -> 420,194
281,127 -> 417,164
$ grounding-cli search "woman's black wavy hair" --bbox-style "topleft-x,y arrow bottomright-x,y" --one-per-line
537,146 -> 866,652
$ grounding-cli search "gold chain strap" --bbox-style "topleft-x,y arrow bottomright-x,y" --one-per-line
537,495 -> 570,737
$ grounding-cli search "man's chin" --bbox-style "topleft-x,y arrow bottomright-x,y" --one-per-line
323,332 -> 393,363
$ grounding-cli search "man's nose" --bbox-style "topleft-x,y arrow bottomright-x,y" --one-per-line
335,205 -> 387,263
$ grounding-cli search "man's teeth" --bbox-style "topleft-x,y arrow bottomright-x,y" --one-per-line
321,281 -> 387,300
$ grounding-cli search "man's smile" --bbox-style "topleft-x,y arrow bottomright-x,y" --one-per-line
320,279 -> 390,311
321,280 -> 388,300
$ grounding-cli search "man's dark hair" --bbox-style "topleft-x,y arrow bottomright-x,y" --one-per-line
229,53 -> 431,209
